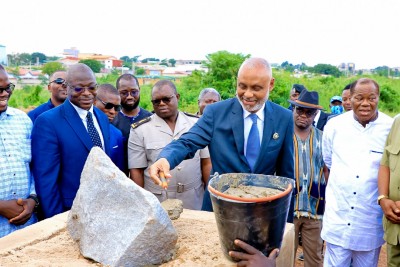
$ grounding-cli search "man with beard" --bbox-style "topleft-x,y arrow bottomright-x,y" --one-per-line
28,70 -> 67,122
112,74 -> 152,175
148,57 -> 294,221
31,63 -> 112,219
0,65 -> 38,237
288,89 -> 327,266
128,80 -> 211,210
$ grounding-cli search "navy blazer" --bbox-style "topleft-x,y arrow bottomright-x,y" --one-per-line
31,100 -> 111,219
109,124 -> 125,172
159,98 -> 295,220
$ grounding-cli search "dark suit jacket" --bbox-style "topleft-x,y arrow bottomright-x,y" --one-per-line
315,111 -> 329,131
31,100 -> 111,219
159,98 -> 295,221
109,124 -> 125,172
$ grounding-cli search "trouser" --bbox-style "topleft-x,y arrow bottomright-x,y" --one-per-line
324,242 -> 380,267
387,242 -> 400,267
294,216 -> 323,267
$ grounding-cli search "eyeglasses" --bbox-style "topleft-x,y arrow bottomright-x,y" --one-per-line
97,97 -> 121,112
50,78 -> 67,88
294,107 -> 317,118
119,90 -> 139,98
0,83 -> 15,94
66,83 -> 98,93
151,94 -> 175,105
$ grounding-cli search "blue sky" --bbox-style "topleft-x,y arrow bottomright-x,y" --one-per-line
2,0 -> 400,69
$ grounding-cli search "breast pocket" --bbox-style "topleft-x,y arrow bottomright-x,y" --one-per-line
387,144 -> 400,172
146,141 -> 168,162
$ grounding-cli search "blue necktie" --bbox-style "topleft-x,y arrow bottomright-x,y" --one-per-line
87,111 -> 103,149
246,114 -> 260,172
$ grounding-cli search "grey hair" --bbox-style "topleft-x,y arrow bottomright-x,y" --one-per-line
198,88 -> 221,101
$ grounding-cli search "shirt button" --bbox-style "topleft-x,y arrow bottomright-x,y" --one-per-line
177,167 -> 182,170
13,192 -> 16,195
351,207 -> 354,209
348,223 -> 351,226
353,192 -> 356,195
356,175 -> 359,178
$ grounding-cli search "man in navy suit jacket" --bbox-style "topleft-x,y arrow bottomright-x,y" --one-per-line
94,83 -> 124,171
31,64 -> 112,219
149,58 -> 295,222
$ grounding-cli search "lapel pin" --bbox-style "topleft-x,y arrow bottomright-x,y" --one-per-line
273,133 -> 279,140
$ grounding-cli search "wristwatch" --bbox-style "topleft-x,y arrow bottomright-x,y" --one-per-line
27,194 -> 40,209
377,194 -> 388,205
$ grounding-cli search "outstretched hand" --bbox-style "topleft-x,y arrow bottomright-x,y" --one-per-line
148,158 -> 172,186
229,239 -> 279,267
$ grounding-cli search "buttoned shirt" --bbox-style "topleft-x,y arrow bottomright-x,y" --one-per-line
294,127 -> 325,219
380,114 -> 400,245
128,112 -> 209,209
0,107 -> 37,238
321,111 -> 393,251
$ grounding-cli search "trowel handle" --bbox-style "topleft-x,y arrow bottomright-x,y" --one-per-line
160,171 -> 168,189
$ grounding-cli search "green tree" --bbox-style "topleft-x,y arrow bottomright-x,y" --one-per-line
41,62 -> 65,76
31,52 -> 47,65
135,67 -> 145,75
79,59 -> 103,73
311,64 -> 342,77
203,50 -> 250,96
168,58 -> 176,67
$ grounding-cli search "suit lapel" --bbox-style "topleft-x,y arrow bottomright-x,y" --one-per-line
230,98 -> 249,167
254,101 -> 274,171
62,101 -> 93,152
94,107 -> 110,155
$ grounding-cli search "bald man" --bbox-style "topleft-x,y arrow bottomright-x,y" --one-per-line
31,63 -> 112,219
149,58 -> 294,221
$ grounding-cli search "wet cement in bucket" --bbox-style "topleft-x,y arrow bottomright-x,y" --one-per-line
223,184 -> 282,198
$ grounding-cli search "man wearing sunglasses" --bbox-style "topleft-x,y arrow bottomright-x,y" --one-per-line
128,80 -> 211,210
28,70 -> 67,122
94,83 -> 124,171
113,74 -> 152,175
31,63 -> 112,219
288,89 -> 328,266
0,65 -> 38,237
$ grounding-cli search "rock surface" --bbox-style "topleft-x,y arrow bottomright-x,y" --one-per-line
67,147 -> 178,267
161,199 -> 184,220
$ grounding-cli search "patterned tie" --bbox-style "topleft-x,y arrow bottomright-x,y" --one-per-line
87,111 -> 103,149
246,114 -> 260,172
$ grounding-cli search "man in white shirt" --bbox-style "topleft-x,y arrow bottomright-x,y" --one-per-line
321,78 -> 393,267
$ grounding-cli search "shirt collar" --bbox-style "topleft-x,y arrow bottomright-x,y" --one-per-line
69,100 -> 94,120
242,103 -> 265,122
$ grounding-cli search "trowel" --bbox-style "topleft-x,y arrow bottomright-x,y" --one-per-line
160,171 -> 169,200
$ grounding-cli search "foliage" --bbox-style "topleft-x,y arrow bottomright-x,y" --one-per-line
41,62 -> 65,76
141,58 -> 159,63
135,67 -> 145,75
7,53 -> 32,66
9,85 -> 49,110
31,52 -> 47,64
310,64 -> 342,77
202,50 -> 250,96
79,59 -> 103,73
168,58 -> 176,67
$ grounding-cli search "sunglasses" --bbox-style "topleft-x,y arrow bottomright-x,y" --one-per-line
97,97 -> 121,112
294,107 -> 317,118
119,90 -> 139,98
66,83 -> 98,93
151,94 -> 175,105
0,83 -> 15,94
50,78 -> 67,88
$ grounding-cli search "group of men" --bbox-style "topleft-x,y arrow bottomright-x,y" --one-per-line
0,58 -> 398,267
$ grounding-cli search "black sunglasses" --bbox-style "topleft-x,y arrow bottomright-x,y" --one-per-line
0,83 -> 15,94
66,83 -> 98,93
151,94 -> 175,105
50,78 -> 67,88
119,90 -> 139,98
294,106 -> 317,118
97,97 -> 121,112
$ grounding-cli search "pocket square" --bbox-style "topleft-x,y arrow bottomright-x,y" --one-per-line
112,145 -> 119,148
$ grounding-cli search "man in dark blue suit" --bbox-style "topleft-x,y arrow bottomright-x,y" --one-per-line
94,83 -> 124,171
31,63 -> 112,219
149,57 -> 295,222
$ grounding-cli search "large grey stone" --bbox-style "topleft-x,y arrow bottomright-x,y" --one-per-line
67,147 -> 178,267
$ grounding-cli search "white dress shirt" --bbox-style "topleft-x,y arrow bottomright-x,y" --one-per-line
321,111 -> 393,251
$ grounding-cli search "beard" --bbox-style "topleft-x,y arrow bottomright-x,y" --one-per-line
236,92 -> 269,113
121,96 -> 140,112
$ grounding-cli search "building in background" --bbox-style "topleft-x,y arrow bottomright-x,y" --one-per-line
0,45 -> 7,65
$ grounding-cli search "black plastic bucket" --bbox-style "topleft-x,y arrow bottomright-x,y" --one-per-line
208,173 -> 294,261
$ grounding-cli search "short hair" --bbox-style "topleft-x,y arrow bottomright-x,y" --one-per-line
238,57 -> 272,77
97,83 -> 119,96
116,74 -> 139,89
198,88 -> 221,101
350,78 -> 380,95
342,81 -> 356,92
152,80 -> 177,94
49,70 -> 66,81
